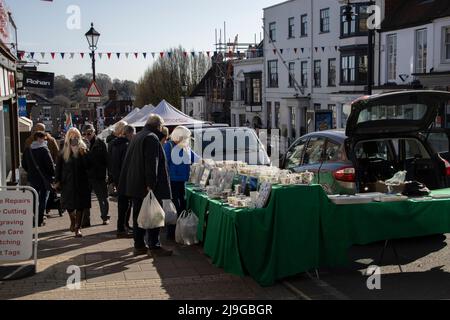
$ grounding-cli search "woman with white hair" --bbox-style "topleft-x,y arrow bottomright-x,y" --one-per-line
54,128 -> 91,238
163,126 -> 200,241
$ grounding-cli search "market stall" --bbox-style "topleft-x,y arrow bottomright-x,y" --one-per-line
185,162 -> 450,286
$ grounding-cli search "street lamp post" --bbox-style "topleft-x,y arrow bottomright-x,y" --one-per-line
343,1 -> 375,95
85,23 -> 100,125
182,83 -> 188,115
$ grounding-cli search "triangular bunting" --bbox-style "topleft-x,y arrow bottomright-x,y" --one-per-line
273,49 -> 276,54
51,52 -> 56,59
335,46 -> 338,51
168,52 -> 173,59
294,48 -> 298,54
60,52 -> 65,59
206,51 -> 210,57
30,52 -> 35,59
191,52 -> 195,57
19,51 -> 25,60
116,53 -> 121,59
280,49 -> 283,54
107,53 -> 112,59
151,52 -> 156,58
80,52 -> 85,59
70,53 -> 75,59
301,48 -> 304,53
134,52 -> 138,58
125,53 -> 129,59
143,52 -> 147,59
160,52 -> 164,58
321,47 -> 325,52
315,47 -> 318,52
98,53 -> 103,59
41,52 -> 46,59
89,53 -> 93,59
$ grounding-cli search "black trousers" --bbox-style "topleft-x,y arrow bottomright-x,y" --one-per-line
117,195 -> 132,232
167,181 -> 186,239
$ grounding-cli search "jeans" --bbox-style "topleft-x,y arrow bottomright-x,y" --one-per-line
117,195 -> 132,232
32,184 -> 49,226
132,197 -> 161,249
167,181 -> 186,240
89,179 -> 109,221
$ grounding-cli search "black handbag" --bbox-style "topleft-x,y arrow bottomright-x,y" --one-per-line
402,181 -> 430,197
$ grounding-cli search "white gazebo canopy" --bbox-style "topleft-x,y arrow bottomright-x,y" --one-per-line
134,100 -> 205,127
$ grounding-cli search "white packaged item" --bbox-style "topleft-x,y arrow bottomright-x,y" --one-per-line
138,191 -> 165,229
175,210 -> 199,246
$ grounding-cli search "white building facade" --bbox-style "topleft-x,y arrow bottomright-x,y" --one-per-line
263,0 -> 384,149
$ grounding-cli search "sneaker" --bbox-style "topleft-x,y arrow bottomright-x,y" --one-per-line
150,247 -> 173,257
103,219 -> 110,226
133,247 -> 148,256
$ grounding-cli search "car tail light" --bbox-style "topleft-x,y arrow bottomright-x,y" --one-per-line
334,167 -> 356,182
440,157 -> 450,176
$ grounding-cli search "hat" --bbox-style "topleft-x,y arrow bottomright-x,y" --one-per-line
82,124 -> 95,133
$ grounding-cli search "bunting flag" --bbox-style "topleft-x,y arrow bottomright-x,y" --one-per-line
116,53 -> 121,59
98,53 -> 103,59
70,52 -> 75,59
41,52 -> 46,59
151,52 -> 156,58
322,47 -> 325,52
19,51 -> 25,60
30,52 -> 35,59
280,49 -> 284,54
168,52 -> 173,59
107,52 -> 111,59
80,52 -> 85,59
89,53 -> 93,59
192,52 -> 196,57
60,52 -> 65,59
51,52 -> 56,59
206,51 -> 210,57
143,52 -> 147,59
301,48 -> 304,53
160,52 -> 164,58
134,52 -> 138,58
294,48 -> 298,54
315,47 -> 318,52
273,49 -> 276,54
335,46 -> 338,51
125,53 -> 129,59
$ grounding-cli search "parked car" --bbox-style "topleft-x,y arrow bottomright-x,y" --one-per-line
282,90 -> 450,194
191,127 -> 271,165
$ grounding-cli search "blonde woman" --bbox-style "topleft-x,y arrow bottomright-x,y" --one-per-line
55,128 -> 91,238
163,126 -> 200,241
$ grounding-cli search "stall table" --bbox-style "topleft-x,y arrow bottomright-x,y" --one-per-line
186,184 -> 450,286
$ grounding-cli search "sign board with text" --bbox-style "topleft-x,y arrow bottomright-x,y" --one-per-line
23,71 -> 54,90
0,187 -> 37,262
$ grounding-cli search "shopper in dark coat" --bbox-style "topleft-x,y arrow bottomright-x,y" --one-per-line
82,124 -> 110,225
111,125 -> 135,237
55,128 -> 91,238
118,114 -> 172,257
22,131 -> 56,227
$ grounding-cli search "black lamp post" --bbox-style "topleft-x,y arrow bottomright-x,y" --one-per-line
343,1 -> 375,95
85,23 -> 100,82
85,23 -> 100,126
182,83 -> 188,114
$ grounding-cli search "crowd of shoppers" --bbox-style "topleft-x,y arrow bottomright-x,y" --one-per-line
22,116 -> 198,257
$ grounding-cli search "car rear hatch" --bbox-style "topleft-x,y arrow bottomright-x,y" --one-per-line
345,90 -> 450,139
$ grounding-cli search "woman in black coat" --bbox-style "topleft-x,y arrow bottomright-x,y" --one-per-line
55,128 -> 91,238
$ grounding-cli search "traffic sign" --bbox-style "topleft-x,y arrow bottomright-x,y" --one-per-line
88,97 -> 101,103
86,81 -> 102,97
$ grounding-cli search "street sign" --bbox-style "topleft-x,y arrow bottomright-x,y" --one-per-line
88,97 -> 101,103
86,81 -> 102,97
23,71 -> 54,90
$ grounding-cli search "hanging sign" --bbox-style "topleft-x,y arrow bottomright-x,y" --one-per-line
23,71 -> 54,89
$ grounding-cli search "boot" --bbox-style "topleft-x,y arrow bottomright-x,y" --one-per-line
68,212 -> 76,232
74,210 -> 83,238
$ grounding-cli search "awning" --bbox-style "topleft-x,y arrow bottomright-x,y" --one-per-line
18,117 -> 33,132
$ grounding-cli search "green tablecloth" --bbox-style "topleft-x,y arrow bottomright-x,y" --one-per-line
186,185 -> 450,286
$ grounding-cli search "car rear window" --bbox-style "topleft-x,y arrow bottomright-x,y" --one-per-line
427,133 -> 449,154
357,103 -> 428,124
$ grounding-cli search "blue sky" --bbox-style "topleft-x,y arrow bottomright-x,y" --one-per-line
7,0 -> 280,82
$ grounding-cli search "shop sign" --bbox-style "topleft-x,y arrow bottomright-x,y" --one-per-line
0,188 -> 36,262
23,70 -> 54,89
18,97 -> 26,117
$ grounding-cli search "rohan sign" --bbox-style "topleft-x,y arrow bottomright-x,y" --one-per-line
23,71 -> 54,89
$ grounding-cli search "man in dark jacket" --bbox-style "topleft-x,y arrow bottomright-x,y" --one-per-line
118,114 -> 172,257
111,125 -> 135,237
22,131 -> 56,227
82,124 -> 110,224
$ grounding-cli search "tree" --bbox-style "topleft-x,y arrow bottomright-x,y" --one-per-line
135,47 -> 211,108
51,95 -> 71,109
53,75 -> 74,98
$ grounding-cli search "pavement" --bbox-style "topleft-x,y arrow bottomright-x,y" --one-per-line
0,197 -> 298,300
